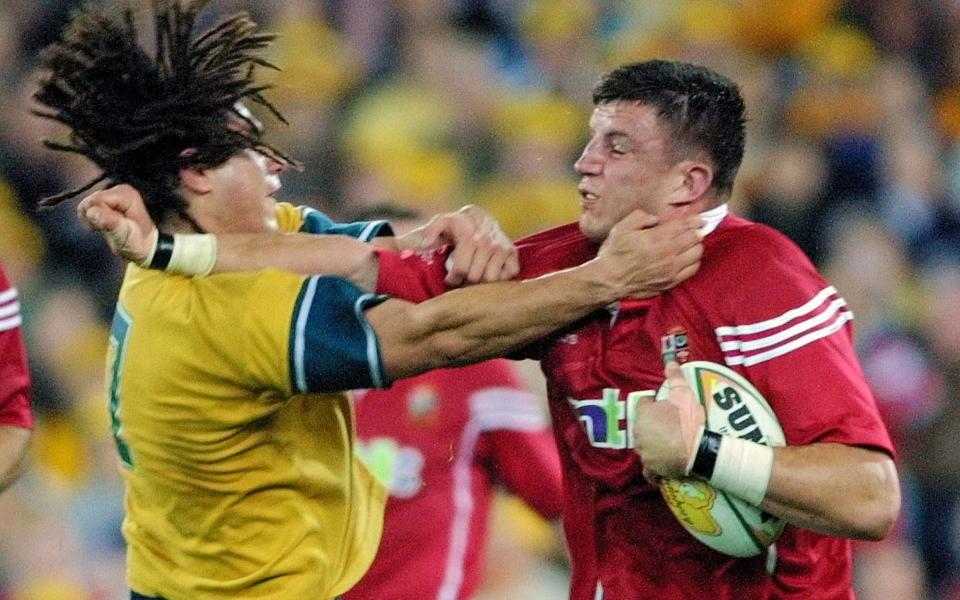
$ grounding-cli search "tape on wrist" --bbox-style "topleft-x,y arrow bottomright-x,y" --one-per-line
166,233 -> 218,276
143,232 -> 175,270
690,430 -> 774,506
690,428 -> 721,479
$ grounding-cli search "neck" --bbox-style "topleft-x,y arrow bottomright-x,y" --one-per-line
163,212 -> 207,234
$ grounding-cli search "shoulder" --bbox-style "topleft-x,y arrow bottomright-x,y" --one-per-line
121,268 -> 307,326
711,215 -> 811,261
704,215 -> 820,285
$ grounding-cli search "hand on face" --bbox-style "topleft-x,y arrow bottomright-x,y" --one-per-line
78,184 -> 159,264
595,209 -> 703,299
634,358 -> 705,481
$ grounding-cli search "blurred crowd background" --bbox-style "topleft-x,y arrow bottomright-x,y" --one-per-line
1,0 -> 960,599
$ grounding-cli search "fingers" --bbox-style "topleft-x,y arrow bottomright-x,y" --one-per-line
466,236 -> 493,283
495,247 -> 520,281
80,202 -> 125,234
426,206 -> 518,286
417,216 -> 449,250
445,242 -> 476,286
674,257 -> 702,285
447,243 -> 520,286
664,358 -> 686,385
663,359 -> 695,408
77,185 -> 146,231
76,185 -> 158,264
611,209 -> 659,235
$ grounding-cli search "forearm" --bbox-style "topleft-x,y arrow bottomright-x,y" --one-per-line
373,260 -> 620,380
0,425 -> 31,493
759,443 -> 900,540
213,233 -> 379,291
369,236 -> 400,252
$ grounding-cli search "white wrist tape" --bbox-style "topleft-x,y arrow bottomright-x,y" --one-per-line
708,436 -> 774,507
167,234 -> 218,276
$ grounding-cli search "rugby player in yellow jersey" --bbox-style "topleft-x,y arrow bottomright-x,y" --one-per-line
36,2 -> 701,599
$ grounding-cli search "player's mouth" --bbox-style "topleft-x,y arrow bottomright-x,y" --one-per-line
579,187 -> 599,207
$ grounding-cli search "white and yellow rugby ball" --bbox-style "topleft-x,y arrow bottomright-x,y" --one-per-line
655,361 -> 787,557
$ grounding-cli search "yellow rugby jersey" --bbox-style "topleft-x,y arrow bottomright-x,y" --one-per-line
108,216 -> 392,599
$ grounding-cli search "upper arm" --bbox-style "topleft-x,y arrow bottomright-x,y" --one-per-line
286,276 -> 392,393
241,272 -> 392,394
714,230 -> 893,455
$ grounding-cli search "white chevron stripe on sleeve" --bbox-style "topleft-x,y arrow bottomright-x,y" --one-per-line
718,298 -> 850,354
0,300 -> 20,319
722,311 -> 853,367
715,286 -> 839,337
0,314 -> 22,333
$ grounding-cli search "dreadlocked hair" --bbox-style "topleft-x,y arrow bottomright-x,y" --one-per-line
33,0 -> 300,229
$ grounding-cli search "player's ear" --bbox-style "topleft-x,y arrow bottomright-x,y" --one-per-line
676,160 -> 713,202
179,165 -> 213,194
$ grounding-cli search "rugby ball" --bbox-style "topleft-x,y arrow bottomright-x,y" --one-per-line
655,361 -> 786,557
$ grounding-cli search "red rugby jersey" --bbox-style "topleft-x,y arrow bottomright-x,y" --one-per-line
0,262 -> 32,430
345,360 -> 562,600
376,209 -> 894,600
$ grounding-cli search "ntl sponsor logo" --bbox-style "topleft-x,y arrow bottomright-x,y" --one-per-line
569,378 -> 769,450
568,388 -> 655,450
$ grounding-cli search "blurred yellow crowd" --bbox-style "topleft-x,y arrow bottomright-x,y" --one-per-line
1,1 -> 959,599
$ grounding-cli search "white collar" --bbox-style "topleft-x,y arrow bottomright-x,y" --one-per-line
699,203 -> 728,238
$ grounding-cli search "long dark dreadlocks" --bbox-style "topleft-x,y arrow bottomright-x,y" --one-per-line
33,0 -> 299,229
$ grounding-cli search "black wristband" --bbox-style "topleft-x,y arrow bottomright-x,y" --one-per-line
691,430 -> 723,480
149,233 -> 175,270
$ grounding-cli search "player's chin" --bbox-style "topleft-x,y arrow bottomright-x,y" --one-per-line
578,214 -> 609,242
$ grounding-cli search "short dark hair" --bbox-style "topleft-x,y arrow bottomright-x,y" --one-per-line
33,0 -> 298,230
592,60 -> 746,195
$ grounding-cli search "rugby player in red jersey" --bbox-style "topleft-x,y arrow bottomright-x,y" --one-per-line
0,259 -> 32,494
373,60 -> 900,599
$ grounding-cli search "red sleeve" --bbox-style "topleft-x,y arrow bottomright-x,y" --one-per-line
469,361 -> 563,520
0,266 -> 33,430
714,226 -> 893,457
374,247 -> 451,302
373,222 -> 595,302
